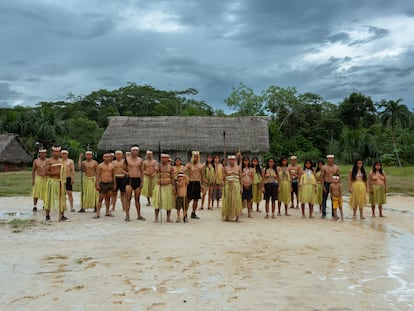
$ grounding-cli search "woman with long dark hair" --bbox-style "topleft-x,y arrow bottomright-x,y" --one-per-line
241,156 -> 254,218
201,155 -> 215,210
348,159 -> 368,219
262,158 -> 279,219
315,160 -> 324,213
298,159 -> 317,218
251,157 -> 262,212
277,157 -> 291,216
368,161 -> 387,217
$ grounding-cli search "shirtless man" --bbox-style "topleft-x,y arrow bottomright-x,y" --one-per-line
141,150 -> 159,206
153,153 -> 175,223
185,151 -> 205,219
95,153 -> 116,218
175,172 -> 189,223
111,150 -> 128,212
32,149 -> 48,212
125,146 -> 145,222
44,146 -> 67,221
320,154 -> 340,219
288,156 -> 302,209
78,151 -> 99,212
61,150 -> 75,212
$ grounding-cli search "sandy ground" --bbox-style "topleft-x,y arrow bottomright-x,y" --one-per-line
0,193 -> 413,311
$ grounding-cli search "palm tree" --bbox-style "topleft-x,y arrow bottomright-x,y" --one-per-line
378,99 -> 410,167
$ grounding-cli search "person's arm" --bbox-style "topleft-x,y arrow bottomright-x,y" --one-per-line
112,165 -> 116,191
70,160 -> 75,183
339,184 -> 343,198
95,165 -> 101,191
384,172 -> 388,193
140,161 -> 144,188
31,160 -> 37,185
348,170 -> 353,192
170,166 -> 176,194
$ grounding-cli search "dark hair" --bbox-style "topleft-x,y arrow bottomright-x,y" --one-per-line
205,155 -> 215,170
241,156 -> 251,169
265,158 -> 276,171
280,157 -> 288,167
351,159 -> 367,182
251,157 -> 261,174
372,161 -> 384,176
303,159 -> 313,170
316,160 -> 325,172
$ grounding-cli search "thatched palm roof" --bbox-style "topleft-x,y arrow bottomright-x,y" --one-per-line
0,133 -> 33,164
98,116 -> 270,153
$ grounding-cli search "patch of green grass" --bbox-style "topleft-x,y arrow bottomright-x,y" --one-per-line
8,219 -> 37,233
0,171 -> 82,197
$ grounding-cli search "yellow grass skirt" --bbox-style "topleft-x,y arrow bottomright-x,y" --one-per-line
278,180 -> 291,205
141,175 -> 157,197
82,176 -> 98,209
299,184 -> 317,204
252,183 -> 262,204
316,183 -> 323,205
152,184 -> 175,210
44,178 -> 66,212
350,180 -> 367,209
32,175 -> 49,200
222,177 -> 242,220
370,185 -> 387,205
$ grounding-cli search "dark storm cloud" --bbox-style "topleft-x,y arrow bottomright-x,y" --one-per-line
0,0 -> 413,110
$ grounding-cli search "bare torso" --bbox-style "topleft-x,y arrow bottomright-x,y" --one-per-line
97,162 -> 114,183
126,156 -> 143,178
112,159 -> 126,176
33,158 -> 48,177
158,164 -> 175,186
186,162 -> 204,182
144,159 -> 158,178
321,164 -> 340,183
47,158 -> 63,180
330,183 -> 342,198
82,160 -> 98,177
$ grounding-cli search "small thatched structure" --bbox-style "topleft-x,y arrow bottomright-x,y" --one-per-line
0,133 -> 33,172
98,116 -> 270,162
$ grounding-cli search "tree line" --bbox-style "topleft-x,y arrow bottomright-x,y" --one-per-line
0,82 -> 412,166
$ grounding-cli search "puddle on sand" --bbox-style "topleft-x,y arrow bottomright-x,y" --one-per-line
0,211 -> 33,221
384,228 -> 414,307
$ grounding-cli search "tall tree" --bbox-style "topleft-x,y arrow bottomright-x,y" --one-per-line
378,98 -> 410,167
338,92 -> 376,128
224,83 -> 264,116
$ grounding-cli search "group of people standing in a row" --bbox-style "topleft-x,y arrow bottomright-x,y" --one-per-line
31,146 -> 388,222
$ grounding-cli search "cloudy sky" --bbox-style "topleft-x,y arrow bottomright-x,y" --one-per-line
1,0 -> 413,111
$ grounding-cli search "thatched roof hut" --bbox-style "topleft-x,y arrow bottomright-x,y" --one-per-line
98,116 -> 270,161
0,133 -> 33,172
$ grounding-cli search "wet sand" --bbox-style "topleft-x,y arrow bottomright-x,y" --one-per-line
0,194 -> 413,311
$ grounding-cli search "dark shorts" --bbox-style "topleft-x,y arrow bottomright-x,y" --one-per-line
116,177 -> 127,193
264,183 -> 278,202
242,185 -> 253,200
100,182 -> 114,194
292,179 -> 298,194
176,196 -> 186,209
187,181 -> 201,200
66,177 -> 73,191
128,177 -> 142,190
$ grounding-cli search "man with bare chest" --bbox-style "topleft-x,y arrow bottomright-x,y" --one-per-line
61,150 -> 75,212
32,149 -> 48,212
185,151 -> 205,219
125,146 -> 145,222
78,151 -> 99,212
111,150 -> 128,212
44,146 -> 67,221
95,153 -> 116,218
141,150 -> 159,206
320,154 -> 340,219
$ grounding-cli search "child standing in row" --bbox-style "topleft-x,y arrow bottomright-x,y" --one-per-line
330,175 -> 343,221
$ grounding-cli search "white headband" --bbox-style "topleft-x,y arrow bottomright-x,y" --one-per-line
161,153 -> 169,158
131,147 -> 139,151
327,154 -> 335,159
228,155 -> 236,159
38,149 -> 47,153
52,146 -> 61,152
61,150 -> 68,154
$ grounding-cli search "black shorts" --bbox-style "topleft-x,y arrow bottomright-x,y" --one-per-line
128,177 -> 142,190
187,181 -> 201,200
242,185 -> 253,200
292,179 -> 298,194
176,196 -> 186,209
100,182 -> 114,194
66,177 -> 73,191
116,177 -> 127,193
264,183 -> 278,202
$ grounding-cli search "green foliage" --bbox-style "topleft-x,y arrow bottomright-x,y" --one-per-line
0,83 -> 215,157
224,83 -> 264,116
